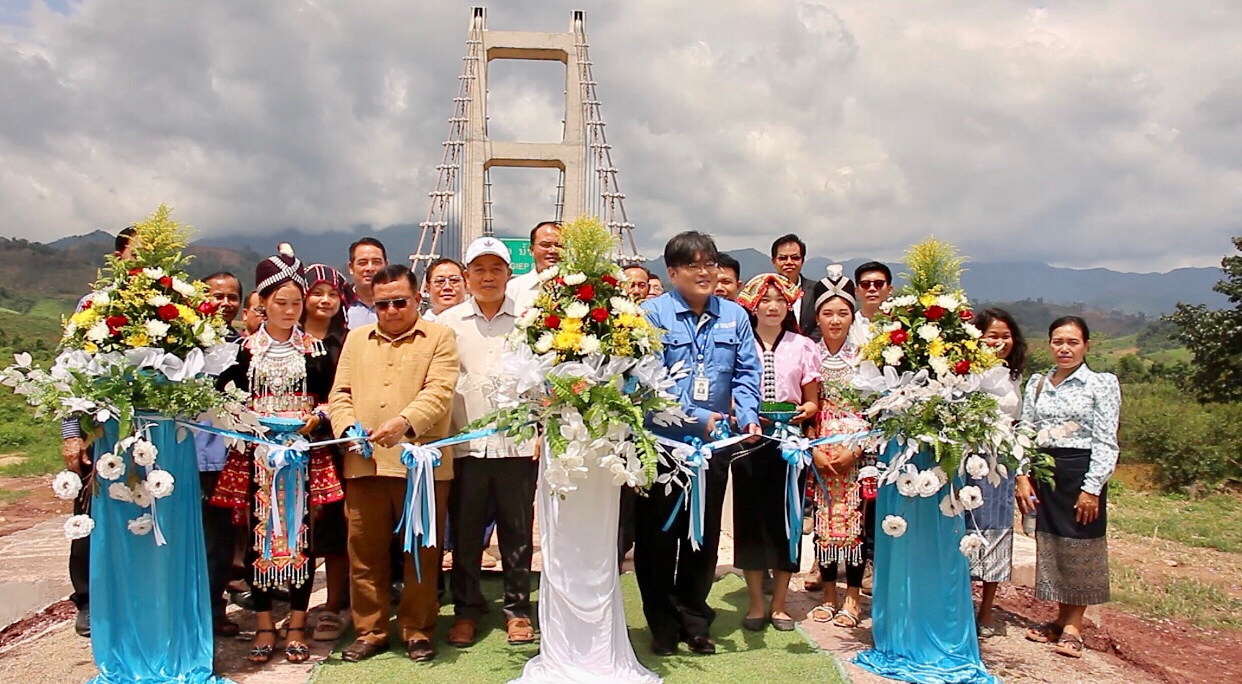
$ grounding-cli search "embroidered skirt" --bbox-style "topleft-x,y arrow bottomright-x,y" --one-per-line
966,468 -> 1016,583
1033,448 -> 1109,605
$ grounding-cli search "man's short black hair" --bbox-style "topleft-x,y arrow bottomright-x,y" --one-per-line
427,257 -> 464,275
349,237 -> 388,263
854,261 -> 892,284
203,271 -> 240,288
717,253 -> 741,280
529,221 -> 561,244
663,231 -> 719,269
115,225 -> 137,254
371,263 -> 418,292
770,233 -> 806,259
621,263 -> 651,280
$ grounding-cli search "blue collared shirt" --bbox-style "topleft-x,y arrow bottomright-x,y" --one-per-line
346,300 -> 377,329
642,291 -> 761,440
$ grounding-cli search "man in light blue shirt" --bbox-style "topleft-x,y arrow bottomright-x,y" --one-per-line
345,237 -> 388,329
635,231 -> 761,657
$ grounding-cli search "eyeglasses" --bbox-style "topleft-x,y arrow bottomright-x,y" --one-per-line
858,279 -> 889,290
774,254 -> 804,262
431,276 -> 463,287
678,261 -> 718,272
375,298 -> 411,311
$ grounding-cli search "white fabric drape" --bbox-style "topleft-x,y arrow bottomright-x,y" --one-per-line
510,458 -> 661,684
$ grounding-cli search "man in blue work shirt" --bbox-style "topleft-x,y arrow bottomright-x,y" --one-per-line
636,231 -> 761,656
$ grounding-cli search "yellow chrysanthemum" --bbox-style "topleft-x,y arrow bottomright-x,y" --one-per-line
561,317 -> 583,334
70,310 -> 100,327
928,338 -> 946,358
919,293 -> 937,307
965,339 -> 978,351
177,305 -> 200,325
617,313 -> 642,329
553,330 -> 583,351
83,342 -> 98,354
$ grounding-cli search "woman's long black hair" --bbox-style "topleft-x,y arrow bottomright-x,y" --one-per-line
976,307 -> 1027,379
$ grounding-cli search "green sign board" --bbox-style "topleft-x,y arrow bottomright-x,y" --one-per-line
499,237 -> 535,275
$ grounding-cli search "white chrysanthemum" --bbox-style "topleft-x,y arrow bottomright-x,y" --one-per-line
965,455 -> 989,479
64,514 -> 95,540
939,493 -> 963,517
145,470 -> 175,499
131,482 -> 154,508
915,470 -> 941,497
127,514 -> 154,536
879,300 -> 894,314
172,278 -> 196,298
52,471 -> 82,500
580,335 -> 602,355
537,265 -> 560,282
929,356 -> 951,377
108,482 -> 135,503
963,322 -> 982,339
564,302 -> 589,319
562,272 -> 587,286
893,295 -> 918,307
534,332 -> 555,354
518,307 -> 542,328
958,485 -> 984,510
131,438 -> 159,467
959,533 -> 986,557
142,267 -> 165,280
935,294 -> 960,311
610,296 -> 640,315
917,323 -> 941,342
91,291 -> 111,307
895,471 -> 918,497
145,320 -> 171,339
882,346 -> 905,366
95,453 -> 125,481
86,320 -> 111,342
197,328 -> 218,347
881,515 -> 907,537
148,294 -> 171,308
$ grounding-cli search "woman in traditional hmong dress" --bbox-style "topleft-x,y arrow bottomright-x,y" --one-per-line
804,266 -> 872,629
1017,316 -> 1120,659
732,273 -> 822,632
210,247 -> 343,663
965,308 -> 1026,637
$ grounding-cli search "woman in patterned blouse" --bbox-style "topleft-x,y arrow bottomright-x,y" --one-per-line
1016,315 -> 1121,659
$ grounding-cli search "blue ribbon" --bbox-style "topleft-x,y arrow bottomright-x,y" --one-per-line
346,422 -> 372,459
657,428 -> 749,551
264,443 -> 308,562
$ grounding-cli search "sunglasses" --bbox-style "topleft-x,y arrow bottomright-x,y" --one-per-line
375,298 -> 411,311
858,279 -> 889,290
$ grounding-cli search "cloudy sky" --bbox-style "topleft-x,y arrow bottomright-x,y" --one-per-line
2,0 -> 1241,271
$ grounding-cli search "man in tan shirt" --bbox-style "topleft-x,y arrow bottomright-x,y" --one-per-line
328,264 -> 458,663
438,238 -> 539,648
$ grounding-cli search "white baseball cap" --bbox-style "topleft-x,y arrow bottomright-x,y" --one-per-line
464,237 -> 512,265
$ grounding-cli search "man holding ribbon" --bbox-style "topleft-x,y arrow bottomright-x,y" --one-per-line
635,231 -> 762,656
438,237 -> 539,649
328,264 -> 459,663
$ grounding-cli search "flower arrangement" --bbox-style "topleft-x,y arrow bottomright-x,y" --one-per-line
852,237 -> 1049,556
1,205 -> 245,539
470,216 -> 689,496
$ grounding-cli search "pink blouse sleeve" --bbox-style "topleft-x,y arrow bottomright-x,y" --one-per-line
800,336 -> 823,386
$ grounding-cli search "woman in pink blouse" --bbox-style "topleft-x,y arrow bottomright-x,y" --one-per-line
733,273 -> 822,632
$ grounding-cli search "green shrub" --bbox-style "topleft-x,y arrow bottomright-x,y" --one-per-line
1120,382 -> 1242,491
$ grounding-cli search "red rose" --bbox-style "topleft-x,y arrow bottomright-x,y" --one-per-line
129,268 -> 142,277
159,276 -> 173,289
544,314 -> 562,329
555,277 -> 566,287
105,315 -> 128,333
889,329 -> 908,345
576,284 -> 596,301
590,307 -> 609,323
157,304 -> 180,321
954,360 -> 972,375
601,274 -> 618,286
959,310 -> 974,322
197,301 -> 218,315
925,305 -> 946,321
81,299 -> 93,310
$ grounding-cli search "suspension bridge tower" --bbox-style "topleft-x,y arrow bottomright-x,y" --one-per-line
411,7 -> 642,273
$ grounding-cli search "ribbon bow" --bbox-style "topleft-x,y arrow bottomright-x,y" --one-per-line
264,443 -> 309,561
346,422 -> 373,459
658,428 -> 750,551
396,443 -> 443,582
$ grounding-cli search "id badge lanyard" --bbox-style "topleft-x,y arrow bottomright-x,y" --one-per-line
688,312 -> 714,402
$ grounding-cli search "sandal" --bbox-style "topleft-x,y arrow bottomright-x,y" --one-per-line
810,603 -> 837,623
1054,632 -> 1085,659
1025,622 -> 1063,644
285,627 -> 310,663
247,629 -> 277,664
833,610 -> 860,628
313,612 -> 345,642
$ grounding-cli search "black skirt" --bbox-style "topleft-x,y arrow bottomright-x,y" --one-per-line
730,440 -> 806,573
1034,448 -> 1107,539
1032,447 -> 1110,605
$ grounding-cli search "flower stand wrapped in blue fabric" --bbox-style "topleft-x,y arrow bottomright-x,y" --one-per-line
854,441 -> 998,684
88,416 -> 231,684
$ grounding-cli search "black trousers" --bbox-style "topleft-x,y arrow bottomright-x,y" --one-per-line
633,453 -> 730,645
69,465 -> 92,610
449,457 -> 538,621
618,486 -> 637,565
200,472 -> 237,619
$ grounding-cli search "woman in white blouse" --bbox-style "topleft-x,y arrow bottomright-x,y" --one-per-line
1016,316 -> 1121,659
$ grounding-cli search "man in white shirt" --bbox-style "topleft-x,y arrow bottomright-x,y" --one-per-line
850,261 -> 893,346
505,220 -> 562,314
346,237 -> 388,328
440,238 -> 538,649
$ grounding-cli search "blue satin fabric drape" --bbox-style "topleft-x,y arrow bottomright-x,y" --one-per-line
88,416 -> 231,684
853,441 -> 998,684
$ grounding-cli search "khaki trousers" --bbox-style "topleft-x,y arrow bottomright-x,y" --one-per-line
346,476 -> 450,643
